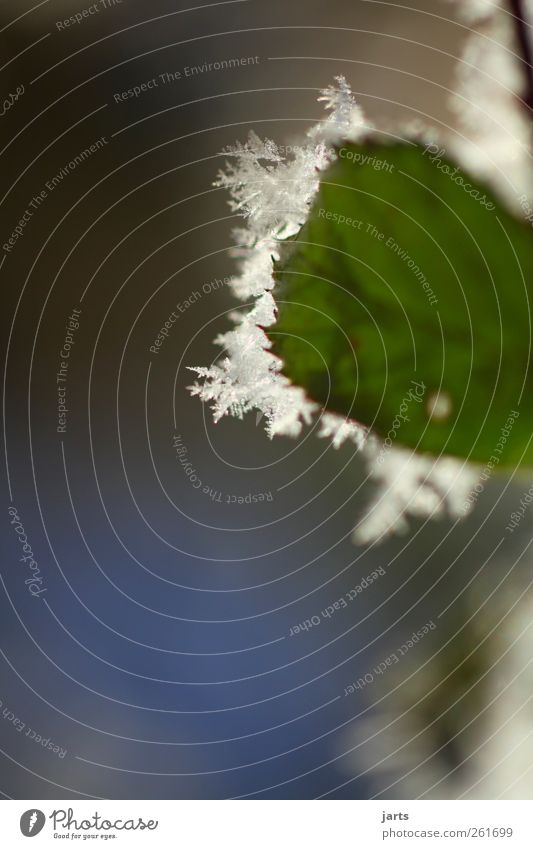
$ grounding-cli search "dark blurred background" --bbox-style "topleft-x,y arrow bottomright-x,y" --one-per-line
1,0 -> 530,800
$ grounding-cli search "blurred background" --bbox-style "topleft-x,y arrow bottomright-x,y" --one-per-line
1,0 -> 532,800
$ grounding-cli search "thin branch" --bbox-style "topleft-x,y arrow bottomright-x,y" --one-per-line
509,0 -> 533,112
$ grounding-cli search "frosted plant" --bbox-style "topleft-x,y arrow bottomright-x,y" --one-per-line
446,0 -> 533,207
190,0 -> 532,544
354,446 -> 480,545
344,574 -> 533,799
189,76 -> 368,440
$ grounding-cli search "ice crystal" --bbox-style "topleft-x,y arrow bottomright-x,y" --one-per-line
317,412 -> 369,452
313,74 -> 368,144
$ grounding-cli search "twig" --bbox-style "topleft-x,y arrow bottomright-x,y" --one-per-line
509,0 -> 533,112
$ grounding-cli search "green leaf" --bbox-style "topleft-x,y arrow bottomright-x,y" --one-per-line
270,141 -> 533,466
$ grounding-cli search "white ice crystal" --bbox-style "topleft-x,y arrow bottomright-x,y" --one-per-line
317,412 -> 369,452
313,74 -> 368,145
190,20 -> 528,544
